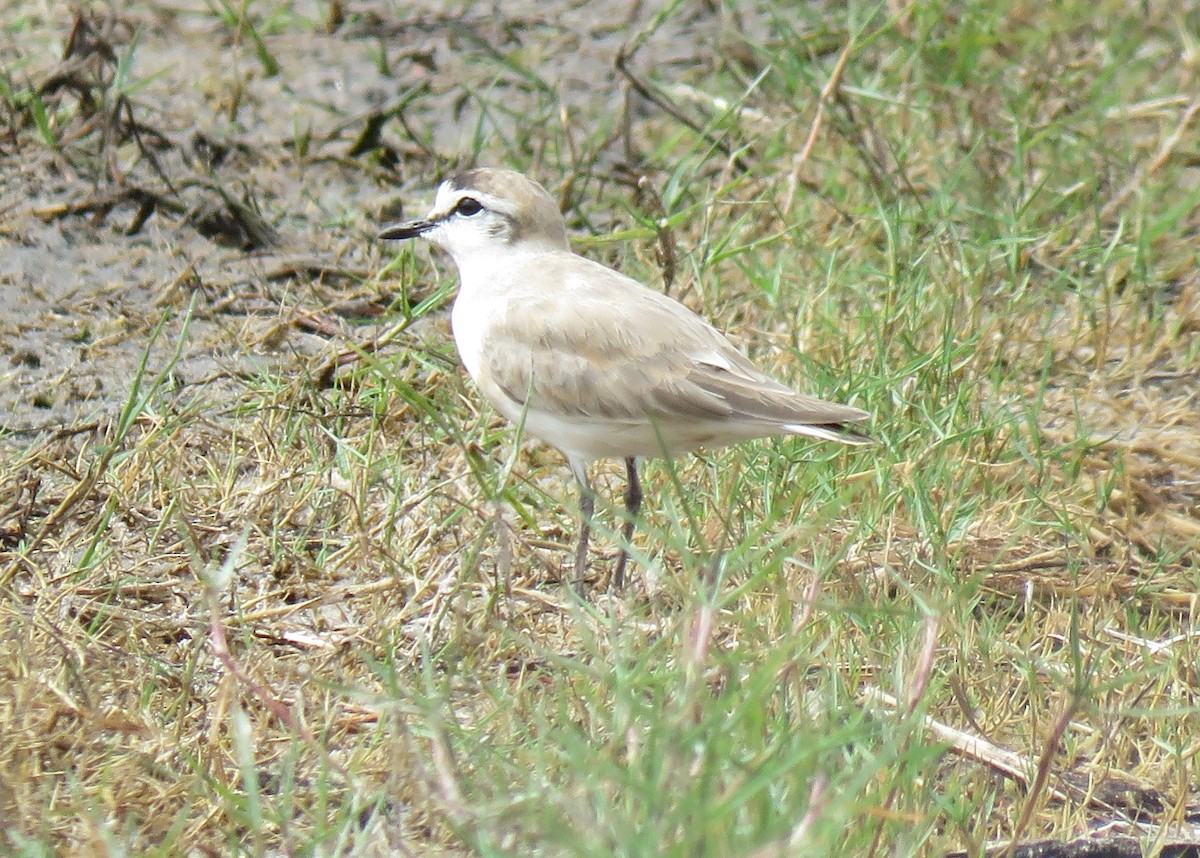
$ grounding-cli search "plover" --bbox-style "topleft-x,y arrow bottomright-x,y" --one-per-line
380,168 -> 869,593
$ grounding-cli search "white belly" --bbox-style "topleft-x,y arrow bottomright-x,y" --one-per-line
492,393 -> 766,462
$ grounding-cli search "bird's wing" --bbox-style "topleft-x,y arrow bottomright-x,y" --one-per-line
684,346 -> 870,429
477,256 -> 866,431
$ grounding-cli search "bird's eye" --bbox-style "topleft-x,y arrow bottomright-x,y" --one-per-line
454,197 -> 483,217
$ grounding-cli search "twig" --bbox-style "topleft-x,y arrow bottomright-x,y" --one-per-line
863,685 -> 1134,823
798,38 -> 854,167
427,720 -> 468,827
1001,696 -> 1081,857
683,600 -> 716,676
791,567 -> 822,633
493,500 -> 513,603
615,43 -> 749,173
1101,98 -> 1200,221
634,174 -> 678,292
187,522 -> 355,785
905,614 -> 940,714
0,435 -> 121,589
789,772 -> 830,848
313,316 -> 420,388
863,686 -> 1041,789
864,615 -> 941,858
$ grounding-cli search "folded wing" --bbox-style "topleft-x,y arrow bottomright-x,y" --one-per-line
478,256 -> 869,441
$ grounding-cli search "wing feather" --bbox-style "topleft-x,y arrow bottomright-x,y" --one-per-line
476,255 -> 866,433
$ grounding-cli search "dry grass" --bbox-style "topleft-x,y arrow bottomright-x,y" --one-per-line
2,1 -> 1199,855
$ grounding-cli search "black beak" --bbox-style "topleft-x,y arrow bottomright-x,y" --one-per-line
378,218 -> 435,240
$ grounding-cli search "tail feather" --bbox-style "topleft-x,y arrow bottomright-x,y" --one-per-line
782,421 -> 874,445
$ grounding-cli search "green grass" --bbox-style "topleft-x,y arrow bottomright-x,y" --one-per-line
1,0 -> 1198,854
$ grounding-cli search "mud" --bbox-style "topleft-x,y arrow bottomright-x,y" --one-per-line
0,0 -> 754,447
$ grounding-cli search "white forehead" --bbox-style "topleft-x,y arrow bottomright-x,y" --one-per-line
428,180 -> 519,220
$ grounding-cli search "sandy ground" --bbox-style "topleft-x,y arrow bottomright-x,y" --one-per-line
1,0 -> 754,445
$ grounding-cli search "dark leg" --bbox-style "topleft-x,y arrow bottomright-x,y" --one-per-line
574,490 -> 594,596
569,459 -> 594,596
613,457 -> 642,590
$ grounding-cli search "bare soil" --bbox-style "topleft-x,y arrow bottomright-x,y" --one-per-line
1,0 -> 744,443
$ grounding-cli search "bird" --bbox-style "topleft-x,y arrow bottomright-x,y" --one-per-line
379,168 -> 870,594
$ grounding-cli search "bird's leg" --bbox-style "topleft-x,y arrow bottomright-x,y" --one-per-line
613,456 -> 642,590
574,491 -> 594,596
570,459 -> 594,596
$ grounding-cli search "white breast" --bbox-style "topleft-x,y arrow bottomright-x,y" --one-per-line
449,289 -> 495,383
448,251 -> 524,383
